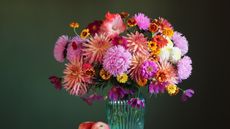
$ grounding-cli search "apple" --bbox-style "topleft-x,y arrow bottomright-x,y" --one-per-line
91,121 -> 110,129
78,121 -> 95,129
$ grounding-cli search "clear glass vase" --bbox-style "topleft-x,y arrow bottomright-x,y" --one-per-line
106,99 -> 145,129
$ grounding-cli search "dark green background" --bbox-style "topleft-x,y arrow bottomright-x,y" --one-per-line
0,0 -> 229,129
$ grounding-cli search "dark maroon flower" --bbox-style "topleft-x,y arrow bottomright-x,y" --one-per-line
149,82 -> 167,94
48,76 -> 62,90
108,86 -> 130,101
128,98 -> 145,109
87,20 -> 102,35
111,36 -> 128,49
81,94 -> 104,105
181,89 -> 194,102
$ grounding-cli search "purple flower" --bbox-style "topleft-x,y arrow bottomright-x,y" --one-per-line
128,98 -> 145,109
141,60 -> 158,79
149,82 -> 167,94
81,94 -> 104,105
48,76 -> 62,90
134,13 -> 150,30
177,56 -> 192,80
108,86 -> 131,101
172,31 -> 188,55
103,45 -> 132,76
181,89 -> 194,101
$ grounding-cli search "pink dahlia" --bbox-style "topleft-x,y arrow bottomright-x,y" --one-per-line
100,12 -> 126,38
66,36 -> 85,62
111,36 -> 128,48
172,31 -> 189,55
126,31 -> 149,58
103,45 -> 132,76
177,56 -> 192,80
83,34 -> 112,64
53,35 -> 69,62
63,58 -> 92,96
134,13 -> 150,30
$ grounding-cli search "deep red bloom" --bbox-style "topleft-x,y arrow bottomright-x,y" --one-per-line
48,76 -> 62,90
87,20 -> 102,35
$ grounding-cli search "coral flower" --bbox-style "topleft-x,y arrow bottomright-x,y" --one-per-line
63,58 -> 92,96
83,34 -> 112,64
156,60 -> 178,84
87,20 -> 102,35
134,13 -> 150,30
100,12 -> 126,38
103,45 -> 132,76
127,31 -> 149,58
157,17 -> 173,30
66,36 -> 85,62
152,35 -> 168,48
53,35 -> 69,62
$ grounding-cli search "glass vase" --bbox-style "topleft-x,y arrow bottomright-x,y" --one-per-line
106,99 -> 145,129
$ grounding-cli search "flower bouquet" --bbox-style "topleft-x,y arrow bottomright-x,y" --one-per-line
49,12 -> 194,129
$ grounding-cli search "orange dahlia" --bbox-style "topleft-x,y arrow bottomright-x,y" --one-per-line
63,58 -> 92,96
82,34 -> 112,64
126,31 -> 149,58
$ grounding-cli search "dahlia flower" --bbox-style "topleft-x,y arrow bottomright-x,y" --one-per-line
128,55 -> 148,83
128,98 -> 145,109
54,35 -> 69,62
66,36 -> 85,62
141,60 -> 158,79
134,13 -> 150,30
87,20 -> 102,35
111,36 -> 127,48
177,56 -> 192,80
172,31 -> 189,55
156,60 -> 178,84
152,35 -> 168,48
169,47 -> 182,64
83,34 -> 111,64
100,12 -> 126,38
63,58 -> 92,96
103,45 -> 132,76
126,31 -> 149,58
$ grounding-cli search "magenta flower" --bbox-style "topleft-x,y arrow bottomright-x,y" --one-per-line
66,36 -> 85,62
181,89 -> 194,101
103,45 -> 132,76
108,86 -> 130,101
53,35 -> 69,62
48,75 -> 62,90
177,56 -> 192,80
81,94 -> 104,105
134,13 -> 150,30
111,36 -> 128,49
172,31 -> 188,55
128,98 -> 145,109
141,60 -> 158,79
87,20 -> 102,35
149,82 -> 167,94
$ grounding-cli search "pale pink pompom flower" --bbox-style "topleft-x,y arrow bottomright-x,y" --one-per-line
53,35 -> 69,62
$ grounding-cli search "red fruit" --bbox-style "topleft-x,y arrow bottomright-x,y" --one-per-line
78,121 -> 95,129
91,121 -> 110,129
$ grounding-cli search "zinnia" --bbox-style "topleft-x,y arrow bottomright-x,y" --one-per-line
141,60 -> 158,79
103,45 -> 132,76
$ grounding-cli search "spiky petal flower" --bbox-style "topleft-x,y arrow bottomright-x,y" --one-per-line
66,36 -> 85,62
128,56 -> 147,83
83,34 -> 112,64
127,31 -> 149,58
63,58 -> 92,96
54,35 -> 69,62
100,12 -> 126,38
172,31 -> 189,55
177,56 -> 192,80
141,60 -> 158,79
156,60 -> 178,84
134,13 -> 150,30
103,45 -> 132,76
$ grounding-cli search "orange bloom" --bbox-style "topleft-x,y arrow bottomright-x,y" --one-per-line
69,22 -> 79,28
127,18 -> 137,27
152,35 -> 168,48
149,23 -> 158,33
137,78 -> 148,87
120,12 -> 129,18
162,28 -> 174,38
99,69 -> 111,80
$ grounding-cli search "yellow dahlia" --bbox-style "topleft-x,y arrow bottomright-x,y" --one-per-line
162,28 -> 174,38
63,58 -> 92,96
116,73 -> 128,83
126,31 -> 149,58
83,34 -> 112,63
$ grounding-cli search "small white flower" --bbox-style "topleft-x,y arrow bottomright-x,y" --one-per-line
159,46 -> 171,61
